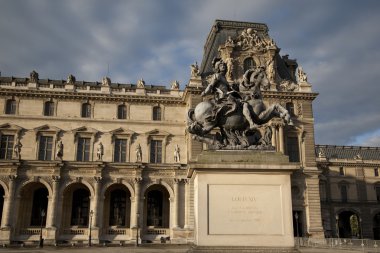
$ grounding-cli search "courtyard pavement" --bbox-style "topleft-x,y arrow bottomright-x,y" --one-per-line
0,245 -> 378,253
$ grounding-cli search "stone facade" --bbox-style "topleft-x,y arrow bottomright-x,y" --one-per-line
0,20 -> 377,246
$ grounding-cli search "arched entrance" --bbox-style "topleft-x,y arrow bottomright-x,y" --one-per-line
0,185 -> 4,227
144,185 -> 170,229
61,183 -> 91,228
373,212 -> 380,240
104,184 -> 131,227
17,182 -> 48,237
338,211 -> 361,238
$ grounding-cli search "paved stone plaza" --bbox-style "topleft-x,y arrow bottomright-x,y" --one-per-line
0,245 -> 379,253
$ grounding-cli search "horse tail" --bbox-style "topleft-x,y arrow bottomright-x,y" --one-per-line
188,109 -> 195,123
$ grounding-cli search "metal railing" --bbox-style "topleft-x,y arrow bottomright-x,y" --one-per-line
296,237 -> 380,251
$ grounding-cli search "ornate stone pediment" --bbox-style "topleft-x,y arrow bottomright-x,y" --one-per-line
0,123 -> 24,134
109,127 -> 136,136
33,124 -> 62,134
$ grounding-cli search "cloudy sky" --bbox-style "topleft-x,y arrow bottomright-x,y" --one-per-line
1,0 -> 380,146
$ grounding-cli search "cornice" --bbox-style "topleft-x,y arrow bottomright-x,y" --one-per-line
0,89 -> 186,105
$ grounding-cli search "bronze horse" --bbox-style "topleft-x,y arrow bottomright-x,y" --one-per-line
187,67 -> 292,149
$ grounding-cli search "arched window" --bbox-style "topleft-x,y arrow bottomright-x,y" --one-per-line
109,189 -> 127,226
5,99 -> 16,115
30,187 -> 48,226
44,101 -> 54,116
153,106 -> 161,121
117,104 -> 127,119
145,186 -> 170,228
243,57 -> 255,72
81,103 -> 91,118
71,188 -> 90,226
0,186 -> 4,226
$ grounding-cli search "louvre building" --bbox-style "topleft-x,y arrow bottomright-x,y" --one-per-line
0,20 -> 379,245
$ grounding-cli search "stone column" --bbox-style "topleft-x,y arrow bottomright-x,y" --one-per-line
271,125 -> 276,148
46,176 -> 60,228
92,176 -> 102,227
304,169 -> 324,238
184,179 -> 191,229
1,175 -> 16,227
172,179 -> 180,228
279,123 -> 284,153
132,177 -> 142,228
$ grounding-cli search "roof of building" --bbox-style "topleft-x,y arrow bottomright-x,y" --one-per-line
315,145 -> 380,160
0,76 -> 169,90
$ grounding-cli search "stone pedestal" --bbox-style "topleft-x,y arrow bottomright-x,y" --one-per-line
187,150 -> 298,252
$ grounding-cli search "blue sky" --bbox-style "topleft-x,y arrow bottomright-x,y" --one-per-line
1,0 -> 380,146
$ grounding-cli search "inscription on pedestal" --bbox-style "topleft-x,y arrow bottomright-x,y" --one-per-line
208,184 -> 284,235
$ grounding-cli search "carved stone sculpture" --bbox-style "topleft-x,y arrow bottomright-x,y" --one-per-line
97,142 -> 104,161
56,140 -> 63,160
30,70 -> 39,83
171,80 -> 179,90
13,134 -> 22,159
190,62 -> 199,77
174,144 -> 180,163
67,74 -> 76,84
297,66 -> 308,83
187,58 -> 292,150
137,78 -> 145,88
136,143 -> 142,162
102,76 -> 111,87
277,80 -> 298,92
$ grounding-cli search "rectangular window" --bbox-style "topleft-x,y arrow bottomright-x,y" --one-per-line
287,137 -> 300,162
5,100 -> 16,115
0,135 -> 14,159
376,187 -> 380,202
114,139 -> 127,162
375,168 -> 379,177
38,136 -> 53,160
150,140 -> 162,163
77,137 -> 91,161
341,185 -> 348,203
339,167 -> 345,176
44,101 -> 54,116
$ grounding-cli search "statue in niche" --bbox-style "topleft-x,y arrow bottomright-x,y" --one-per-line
137,78 -> 145,88
190,62 -> 199,77
135,143 -> 142,162
30,70 -> 39,82
187,57 -> 292,150
13,133 -> 22,159
102,76 -> 111,86
297,66 -> 308,83
97,142 -> 104,161
171,80 -> 179,90
56,140 -> 63,160
174,144 -> 180,163
66,74 -> 76,84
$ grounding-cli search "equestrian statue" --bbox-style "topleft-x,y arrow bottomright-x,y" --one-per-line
187,58 -> 292,150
